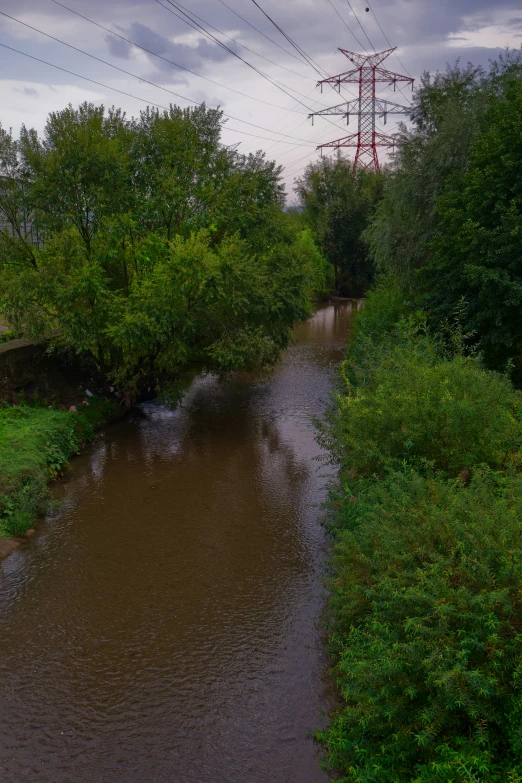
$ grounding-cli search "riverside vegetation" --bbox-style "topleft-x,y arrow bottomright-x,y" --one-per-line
318,52 -> 522,781
0,400 -> 113,537
0,101 -> 330,536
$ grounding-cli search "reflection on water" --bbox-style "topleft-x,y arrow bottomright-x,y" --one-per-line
0,303 -> 354,783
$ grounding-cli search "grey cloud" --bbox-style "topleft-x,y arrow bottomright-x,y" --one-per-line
103,20 -> 237,82
14,86 -> 38,97
106,34 -> 132,59
2,0 -> 522,101
128,21 -> 238,68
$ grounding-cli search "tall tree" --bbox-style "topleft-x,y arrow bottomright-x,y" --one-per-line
295,156 -> 384,295
0,102 -> 325,398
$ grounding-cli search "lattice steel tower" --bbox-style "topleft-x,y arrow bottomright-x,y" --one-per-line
309,48 -> 414,172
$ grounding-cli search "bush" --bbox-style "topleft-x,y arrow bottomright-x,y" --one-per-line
328,327 -> 522,479
321,294 -> 522,780
322,469 -> 522,782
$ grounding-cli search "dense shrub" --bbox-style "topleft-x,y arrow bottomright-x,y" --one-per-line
321,288 -> 522,781
322,469 -> 522,782
329,332 -> 522,478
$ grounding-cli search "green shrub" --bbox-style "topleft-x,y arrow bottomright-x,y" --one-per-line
321,469 -> 522,782
328,329 -> 522,479
346,276 -> 413,376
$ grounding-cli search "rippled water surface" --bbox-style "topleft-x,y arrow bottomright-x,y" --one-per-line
0,303 -> 355,783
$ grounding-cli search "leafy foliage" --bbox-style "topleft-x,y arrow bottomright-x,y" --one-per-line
365,52 -> 522,374
0,102 -> 323,398
295,157 -> 384,295
327,324 -> 522,479
423,73 -> 522,372
323,468 -> 522,782
320,290 -> 522,781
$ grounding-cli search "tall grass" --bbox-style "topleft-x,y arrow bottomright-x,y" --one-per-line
0,404 -> 96,537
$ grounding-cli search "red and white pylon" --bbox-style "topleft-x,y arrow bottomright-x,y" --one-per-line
309,48 -> 414,171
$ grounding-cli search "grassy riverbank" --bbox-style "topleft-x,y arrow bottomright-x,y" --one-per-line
320,285 -> 522,781
0,398 -> 117,538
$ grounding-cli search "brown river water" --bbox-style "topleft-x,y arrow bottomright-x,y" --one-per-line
0,302 -> 356,783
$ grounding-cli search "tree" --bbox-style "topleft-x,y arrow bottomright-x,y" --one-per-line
422,72 -> 522,373
0,102 -> 324,399
366,62 -> 489,285
295,156 -> 384,296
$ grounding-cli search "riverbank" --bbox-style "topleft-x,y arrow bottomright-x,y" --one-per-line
320,284 -> 522,780
0,397 -> 121,547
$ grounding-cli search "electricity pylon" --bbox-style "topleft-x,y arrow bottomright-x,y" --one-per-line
309,48 -> 414,172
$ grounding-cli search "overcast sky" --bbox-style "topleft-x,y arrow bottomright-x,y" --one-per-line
1,0 -> 521,198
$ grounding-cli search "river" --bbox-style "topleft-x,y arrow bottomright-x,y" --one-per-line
0,302 -> 355,783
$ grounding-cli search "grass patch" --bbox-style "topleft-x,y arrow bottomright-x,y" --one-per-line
0,398 -> 118,537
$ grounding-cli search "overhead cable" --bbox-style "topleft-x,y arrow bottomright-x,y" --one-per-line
344,0 -> 375,50
214,0 -> 313,68
49,0 -> 307,113
1,12 -> 329,144
366,3 -> 413,77
325,0 -> 367,52
155,0 -> 349,130
249,0 -> 328,78
155,0 -> 313,82
0,43 -> 316,146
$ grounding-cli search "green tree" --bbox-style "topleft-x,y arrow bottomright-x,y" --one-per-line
295,156 -> 384,295
366,62 -> 489,284
423,73 -> 522,372
0,101 -> 322,399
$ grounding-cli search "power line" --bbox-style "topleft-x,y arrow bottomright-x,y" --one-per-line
214,0 -> 313,69
249,0 -> 328,78
49,0 -> 307,113
344,0 -> 374,49
155,0 -> 332,113
155,0 -> 313,82
1,12 -> 325,144
0,42 -> 316,146
366,3 -> 413,78
155,0 -> 351,132
325,0 -> 367,52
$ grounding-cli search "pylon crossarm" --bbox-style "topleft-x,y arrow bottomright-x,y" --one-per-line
374,132 -> 399,146
338,47 -> 396,68
317,132 -> 359,150
316,68 -> 360,88
310,98 -> 411,121
309,100 -> 354,118
374,99 -> 412,115
374,67 -> 414,86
